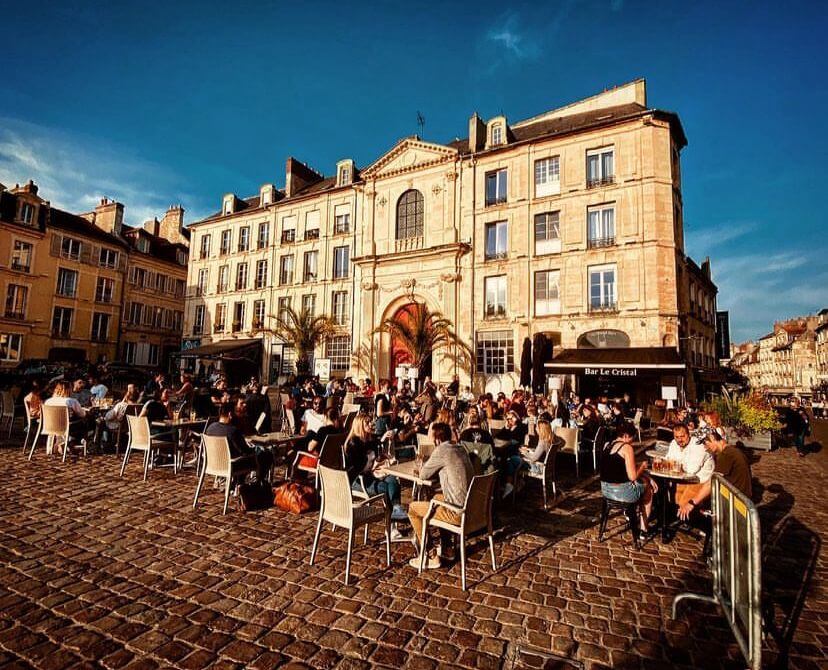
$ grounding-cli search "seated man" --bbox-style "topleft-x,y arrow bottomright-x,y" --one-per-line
301,396 -> 327,440
679,429 -> 752,520
665,423 -> 715,507
408,422 -> 474,570
71,379 -> 93,408
205,403 -> 273,484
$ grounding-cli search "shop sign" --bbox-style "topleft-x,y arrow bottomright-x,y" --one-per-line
182,339 -> 201,351
584,366 -> 638,377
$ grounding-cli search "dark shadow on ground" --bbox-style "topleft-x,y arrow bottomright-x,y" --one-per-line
761,515 -> 821,669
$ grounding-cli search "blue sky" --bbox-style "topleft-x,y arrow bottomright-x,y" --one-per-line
1,1 -> 826,341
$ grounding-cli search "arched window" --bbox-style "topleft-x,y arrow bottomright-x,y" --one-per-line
577,329 -> 630,349
396,190 -> 424,239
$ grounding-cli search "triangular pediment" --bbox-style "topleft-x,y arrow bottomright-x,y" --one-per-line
362,137 -> 458,179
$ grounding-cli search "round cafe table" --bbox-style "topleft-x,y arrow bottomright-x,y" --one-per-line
647,468 -> 699,542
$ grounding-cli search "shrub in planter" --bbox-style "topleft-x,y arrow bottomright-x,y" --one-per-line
702,389 -> 781,439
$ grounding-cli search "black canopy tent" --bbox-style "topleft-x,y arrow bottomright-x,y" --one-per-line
176,338 -> 262,386
545,347 -> 686,406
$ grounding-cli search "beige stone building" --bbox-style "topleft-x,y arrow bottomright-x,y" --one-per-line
184,79 -> 718,402
0,181 -> 188,370
731,316 -> 821,398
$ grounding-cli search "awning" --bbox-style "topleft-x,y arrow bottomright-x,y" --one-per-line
177,338 -> 262,361
545,347 -> 685,377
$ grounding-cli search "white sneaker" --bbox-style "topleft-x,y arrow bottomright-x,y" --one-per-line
502,483 -> 514,498
408,554 -> 441,570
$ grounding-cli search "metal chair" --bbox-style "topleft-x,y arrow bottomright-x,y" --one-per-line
598,497 -> 641,549
310,464 -> 391,585
554,426 -> 581,477
591,426 -> 608,471
120,415 -> 177,481
193,434 -> 257,514
416,471 -> 498,591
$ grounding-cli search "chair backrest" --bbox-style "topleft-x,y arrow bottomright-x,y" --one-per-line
416,441 -> 435,462
593,425 -> 607,449
488,418 -> 505,431
41,404 -> 69,438
1,391 -> 13,418
341,403 -> 360,415
255,411 -> 266,432
343,411 -> 357,433
343,392 -> 355,406
416,432 -> 434,449
202,434 -> 232,477
126,414 -> 151,450
460,441 -> 493,472
125,403 -> 142,417
463,471 -> 498,535
632,409 -> 643,427
318,433 -> 347,469
318,464 -> 354,528
284,409 -> 297,435
554,426 -> 579,454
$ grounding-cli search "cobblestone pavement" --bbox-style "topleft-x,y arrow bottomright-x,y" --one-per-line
0,425 -> 825,670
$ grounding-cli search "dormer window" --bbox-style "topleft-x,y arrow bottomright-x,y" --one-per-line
222,194 -> 235,216
176,250 -> 186,265
491,124 -> 503,146
137,237 -> 150,253
260,185 -> 274,206
336,159 -> 355,187
19,202 -> 34,224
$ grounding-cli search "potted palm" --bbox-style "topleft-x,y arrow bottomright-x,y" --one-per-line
373,302 -> 472,381
703,388 -> 781,451
270,305 -> 337,377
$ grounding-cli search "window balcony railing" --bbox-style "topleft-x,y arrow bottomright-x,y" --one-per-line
281,230 -> 296,244
587,236 -> 616,249
484,306 -> 507,319
305,229 -> 320,240
52,329 -> 71,338
56,288 -> 76,298
95,294 -> 113,304
214,323 -> 225,334
231,321 -> 243,333
199,251 -> 210,260
485,196 -> 507,207
235,281 -> 247,291
395,236 -> 424,253
192,326 -> 204,336
279,274 -> 293,286
587,175 -> 615,188
4,310 -> 25,320
588,301 -> 618,313
252,319 -> 264,331
484,250 -> 508,261
217,283 -> 228,294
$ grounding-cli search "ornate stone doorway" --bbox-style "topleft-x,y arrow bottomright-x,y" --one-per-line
388,302 -> 432,381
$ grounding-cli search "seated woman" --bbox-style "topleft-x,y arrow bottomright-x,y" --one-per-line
599,423 -> 656,534
459,407 -> 493,446
435,408 -> 459,443
493,409 -> 528,498
520,418 -> 559,475
24,380 -> 43,435
103,388 -> 140,448
344,414 -> 406,526
139,389 -> 174,438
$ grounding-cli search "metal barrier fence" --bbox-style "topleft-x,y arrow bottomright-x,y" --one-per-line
672,473 -> 762,670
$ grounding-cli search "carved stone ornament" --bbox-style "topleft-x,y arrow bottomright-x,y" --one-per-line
400,278 -> 416,290
361,281 -> 377,291
432,184 -> 443,196
377,196 -> 387,207
440,272 -> 460,283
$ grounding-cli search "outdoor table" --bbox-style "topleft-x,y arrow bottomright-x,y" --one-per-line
647,468 -> 700,542
644,445 -> 668,460
375,459 -> 433,500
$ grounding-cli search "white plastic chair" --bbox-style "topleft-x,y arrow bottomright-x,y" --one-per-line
120,415 -> 177,481
416,471 -> 498,591
193,434 -> 257,514
554,426 -> 581,477
255,411 -> 267,433
290,433 -> 347,487
519,436 -> 562,509
310,464 -> 391,585
632,409 -> 643,442
28,404 -> 76,461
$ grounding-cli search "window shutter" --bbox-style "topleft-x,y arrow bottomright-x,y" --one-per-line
80,242 -> 92,265
50,233 -> 62,256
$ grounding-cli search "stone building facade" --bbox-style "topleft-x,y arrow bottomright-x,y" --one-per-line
0,182 -> 188,369
184,80 -> 718,401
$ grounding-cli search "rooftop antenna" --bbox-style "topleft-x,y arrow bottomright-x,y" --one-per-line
416,111 -> 425,138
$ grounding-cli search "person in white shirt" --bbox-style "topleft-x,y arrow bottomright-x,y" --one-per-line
45,380 -> 89,445
301,396 -> 326,435
90,377 -> 109,401
664,423 -> 714,507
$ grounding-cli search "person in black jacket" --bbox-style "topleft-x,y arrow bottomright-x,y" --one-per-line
205,403 -> 273,483
782,396 -> 810,457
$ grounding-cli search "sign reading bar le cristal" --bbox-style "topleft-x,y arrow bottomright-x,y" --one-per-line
584,367 -> 638,377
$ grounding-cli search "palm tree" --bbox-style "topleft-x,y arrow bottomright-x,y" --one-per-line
373,302 -> 471,377
269,305 -> 338,376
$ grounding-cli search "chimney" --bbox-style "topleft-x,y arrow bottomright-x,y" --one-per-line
285,157 -> 323,197
93,197 -> 124,235
468,113 -> 486,153
159,204 -> 186,244
143,217 -> 160,237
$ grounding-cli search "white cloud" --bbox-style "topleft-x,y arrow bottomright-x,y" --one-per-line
685,220 -> 758,259
0,117 -> 211,226
712,250 -> 827,342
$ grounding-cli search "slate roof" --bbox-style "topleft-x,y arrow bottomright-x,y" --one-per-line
49,207 -> 128,248
122,225 -> 188,264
